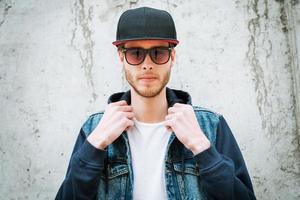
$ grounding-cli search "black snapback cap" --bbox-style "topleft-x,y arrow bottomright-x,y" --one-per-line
112,7 -> 179,46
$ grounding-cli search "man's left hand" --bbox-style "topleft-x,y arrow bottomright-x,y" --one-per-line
163,103 -> 211,155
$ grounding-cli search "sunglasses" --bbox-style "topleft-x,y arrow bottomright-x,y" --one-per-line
121,46 -> 173,65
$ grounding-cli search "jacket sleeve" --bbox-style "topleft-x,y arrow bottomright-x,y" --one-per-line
55,122 -> 107,200
194,115 -> 256,200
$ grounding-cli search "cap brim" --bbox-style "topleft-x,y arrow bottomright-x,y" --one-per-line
112,38 -> 179,46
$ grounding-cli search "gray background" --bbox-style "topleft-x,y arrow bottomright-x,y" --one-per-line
0,0 -> 299,199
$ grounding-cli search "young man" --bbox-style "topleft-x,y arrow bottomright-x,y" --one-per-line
56,7 -> 256,200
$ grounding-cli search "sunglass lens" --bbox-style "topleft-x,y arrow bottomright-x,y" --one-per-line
150,48 -> 170,64
126,49 -> 145,65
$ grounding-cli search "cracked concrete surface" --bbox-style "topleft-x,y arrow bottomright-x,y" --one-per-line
0,0 -> 299,199
0,0 -> 13,27
245,0 -> 300,198
70,0 -> 97,101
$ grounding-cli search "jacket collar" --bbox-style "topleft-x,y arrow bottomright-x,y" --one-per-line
107,87 -> 192,107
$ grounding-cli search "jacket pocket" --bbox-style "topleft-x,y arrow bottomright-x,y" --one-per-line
173,160 -> 207,200
106,163 -> 129,200
173,161 -> 200,176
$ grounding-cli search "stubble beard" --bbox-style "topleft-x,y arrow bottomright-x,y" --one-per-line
124,68 -> 171,98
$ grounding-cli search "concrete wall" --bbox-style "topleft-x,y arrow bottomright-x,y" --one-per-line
0,0 -> 299,199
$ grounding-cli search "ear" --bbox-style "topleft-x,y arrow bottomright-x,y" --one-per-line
118,49 -> 124,62
171,49 -> 176,66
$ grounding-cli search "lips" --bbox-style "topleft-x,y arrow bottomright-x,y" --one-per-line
138,75 -> 158,83
139,75 -> 158,79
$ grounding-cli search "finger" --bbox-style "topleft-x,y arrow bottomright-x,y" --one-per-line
106,104 -> 131,119
167,107 -> 177,114
165,114 -> 173,120
124,111 -> 135,119
125,119 -> 134,131
109,100 -> 128,106
105,110 -> 126,124
163,119 -> 173,128
168,103 -> 185,113
114,110 -> 134,120
168,106 -> 186,114
166,126 -> 173,132
116,105 -> 133,112
163,120 -> 174,133
165,112 -> 181,120
173,103 -> 184,107
174,112 -> 189,128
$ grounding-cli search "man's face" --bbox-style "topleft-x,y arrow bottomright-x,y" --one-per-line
118,40 -> 176,98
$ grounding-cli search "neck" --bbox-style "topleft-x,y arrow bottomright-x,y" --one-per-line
131,87 -> 168,123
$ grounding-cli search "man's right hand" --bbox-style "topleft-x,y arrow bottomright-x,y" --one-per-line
87,100 -> 135,150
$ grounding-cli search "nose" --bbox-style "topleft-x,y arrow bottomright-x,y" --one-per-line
141,54 -> 153,70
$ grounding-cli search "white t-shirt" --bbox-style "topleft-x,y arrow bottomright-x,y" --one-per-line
127,118 -> 171,200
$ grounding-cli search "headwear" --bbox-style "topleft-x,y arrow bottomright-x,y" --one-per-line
112,7 -> 179,46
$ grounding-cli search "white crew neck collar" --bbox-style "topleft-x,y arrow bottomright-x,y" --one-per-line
133,118 -> 165,126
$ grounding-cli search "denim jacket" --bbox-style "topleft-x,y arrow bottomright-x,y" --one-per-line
56,87 -> 256,200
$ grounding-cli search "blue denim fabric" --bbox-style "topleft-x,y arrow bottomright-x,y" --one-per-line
81,106 -> 220,200
55,87 -> 256,200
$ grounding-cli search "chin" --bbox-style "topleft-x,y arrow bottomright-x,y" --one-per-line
133,84 -> 165,98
